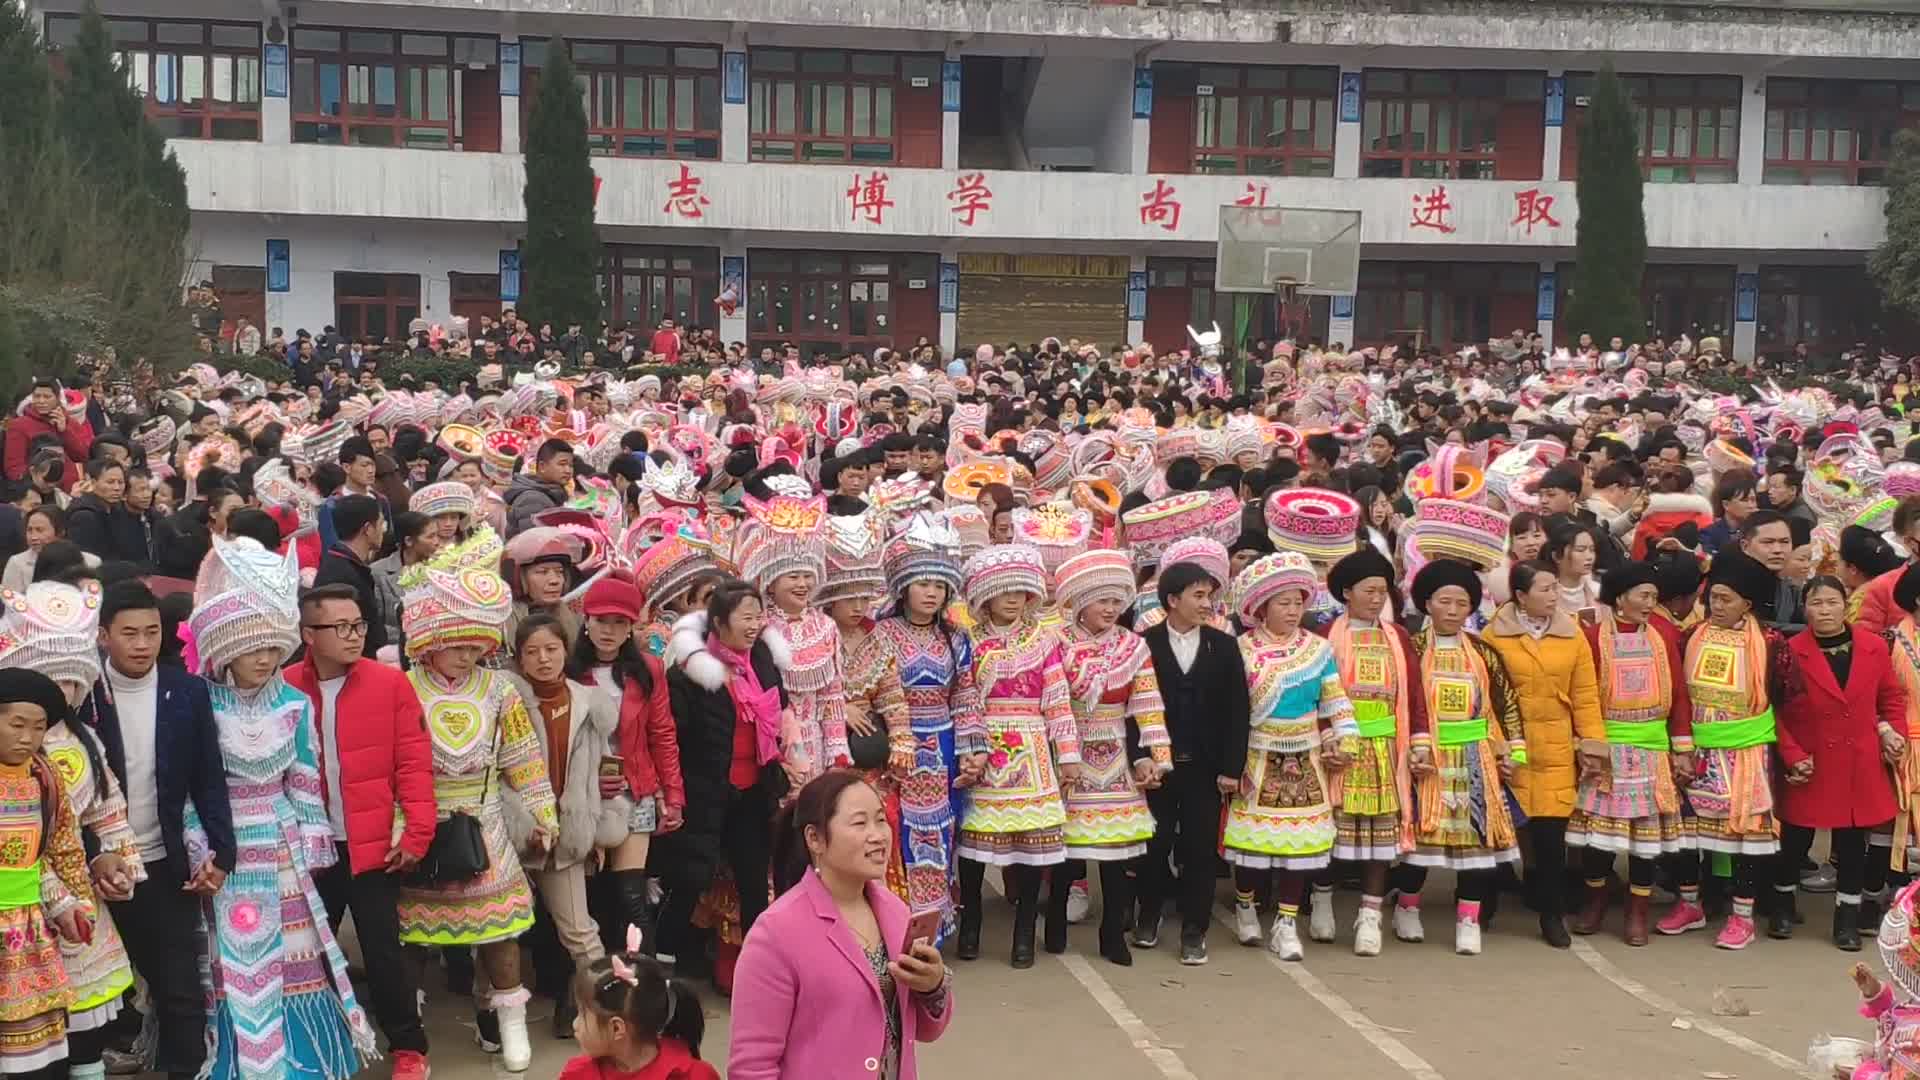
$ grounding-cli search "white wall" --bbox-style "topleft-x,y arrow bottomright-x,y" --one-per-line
189,215 -> 518,336
1020,56 -> 1134,171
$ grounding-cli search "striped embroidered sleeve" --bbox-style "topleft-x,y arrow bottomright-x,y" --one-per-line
1038,642 -> 1081,766
495,681 -> 559,831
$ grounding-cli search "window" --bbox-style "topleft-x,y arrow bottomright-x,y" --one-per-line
748,251 -> 935,358
47,16 -> 261,140
1764,78 -> 1920,186
1352,263 -> 1536,349
1561,74 -> 1738,183
749,49 -> 937,165
1144,258 -> 1323,354
291,29 -> 490,149
1361,70 -> 1544,180
1170,64 -> 1337,177
1642,266 -> 1732,340
601,247 -> 718,333
334,272 -> 421,343
521,40 -> 720,159
1756,267 -> 1901,356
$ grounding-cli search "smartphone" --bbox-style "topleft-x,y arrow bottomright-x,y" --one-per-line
900,910 -> 942,955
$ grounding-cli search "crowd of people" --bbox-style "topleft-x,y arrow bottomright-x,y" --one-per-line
11,322 -> 1920,1080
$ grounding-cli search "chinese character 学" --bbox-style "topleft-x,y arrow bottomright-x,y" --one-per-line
661,164 -> 711,220
1511,188 -> 1562,235
1234,182 -> 1272,208
1140,179 -> 1181,231
848,171 -> 895,225
948,172 -> 992,226
1409,185 -> 1455,234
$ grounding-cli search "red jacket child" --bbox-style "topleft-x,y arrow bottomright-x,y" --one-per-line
285,649 -> 439,873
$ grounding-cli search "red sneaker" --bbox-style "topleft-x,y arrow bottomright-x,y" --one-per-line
391,1050 -> 431,1080
1656,900 -> 1707,936
1714,914 -> 1756,950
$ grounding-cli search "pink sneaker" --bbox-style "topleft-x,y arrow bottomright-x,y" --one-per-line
1714,914 -> 1756,950
1656,901 -> 1707,936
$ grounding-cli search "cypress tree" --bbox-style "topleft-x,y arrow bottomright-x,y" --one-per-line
0,0 -> 53,158
1565,66 -> 1647,346
521,40 -> 602,331
57,1 -> 189,241
1869,130 -> 1920,323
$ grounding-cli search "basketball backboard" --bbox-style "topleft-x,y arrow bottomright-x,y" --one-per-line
1215,205 -> 1361,297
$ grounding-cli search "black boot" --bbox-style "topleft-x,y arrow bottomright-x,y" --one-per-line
1861,893 -> 1884,937
474,1007 -> 501,1053
551,991 -> 577,1040
1539,911 -> 1572,949
1767,890 -> 1796,940
1099,863 -> 1134,966
1043,870 -> 1072,955
1835,902 -> 1863,952
957,859 -> 985,961
614,870 -> 657,956
1011,867 -> 1040,969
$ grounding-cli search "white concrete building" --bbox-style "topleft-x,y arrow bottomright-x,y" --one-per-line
26,0 -> 1919,361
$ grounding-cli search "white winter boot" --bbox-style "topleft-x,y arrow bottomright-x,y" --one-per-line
1233,900 -> 1262,945
1268,914 -> 1305,961
1353,907 -> 1384,957
1308,886 -> 1337,943
494,988 -> 532,1072
1392,901 -> 1426,943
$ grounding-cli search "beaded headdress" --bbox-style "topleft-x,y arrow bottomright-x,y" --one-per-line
734,489 -> 828,588
963,544 -> 1050,614
402,567 -> 513,660
884,511 -> 963,600
188,536 -> 301,677
0,580 -> 103,694
1054,549 -> 1134,615
410,480 -> 477,520
816,511 -> 888,607
1231,551 -> 1319,625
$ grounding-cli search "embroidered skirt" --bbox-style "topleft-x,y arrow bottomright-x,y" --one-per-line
1682,745 -> 1779,856
397,784 -> 536,946
1223,715 -> 1336,871
1566,745 -> 1686,858
1334,734 -> 1404,862
1405,740 -> 1522,871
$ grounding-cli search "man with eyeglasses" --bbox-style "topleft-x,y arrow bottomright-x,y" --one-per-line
287,582 -> 438,1080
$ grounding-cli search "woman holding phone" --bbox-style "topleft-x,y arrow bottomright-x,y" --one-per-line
729,771 -> 954,1079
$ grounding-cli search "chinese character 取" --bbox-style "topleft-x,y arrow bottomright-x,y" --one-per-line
1511,188 -> 1562,235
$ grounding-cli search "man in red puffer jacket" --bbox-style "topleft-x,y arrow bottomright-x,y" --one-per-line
4,380 -> 93,489
286,583 -> 439,1080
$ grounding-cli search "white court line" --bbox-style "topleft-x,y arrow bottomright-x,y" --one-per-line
983,875 -> 1200,1080
1568,939 -> 1813,1078
1212,903 -> 1448,1080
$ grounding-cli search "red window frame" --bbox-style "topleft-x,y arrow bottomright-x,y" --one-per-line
1361,70 -> 1542,180
46,15 -> 262,141
1169,64 -> 1337,177
600,247 -> 719,335
748,251 -> 932,358
1144,258 -> 1324,350
1561,74 -> 1739,183
333,272 -> 421,344
1764,78 -> 1920,186
521,40 -> 721,160
749,49 -> 937,165
291,29 -> 492,150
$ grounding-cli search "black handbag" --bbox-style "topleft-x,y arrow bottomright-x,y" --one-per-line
409,730 -> 498,885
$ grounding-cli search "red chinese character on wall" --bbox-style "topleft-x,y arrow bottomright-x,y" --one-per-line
1234,182 -> 1272,208
1511,188 -> 1562,235
847,171 -> 895,225
1409,185 -> 1456,234
592,172 -> 603,208
661,164 -> 711,220
1140,179 -> 1181,231
948,172 -> 992,226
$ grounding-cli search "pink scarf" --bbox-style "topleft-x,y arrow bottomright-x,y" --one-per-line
707,634 -> 783,766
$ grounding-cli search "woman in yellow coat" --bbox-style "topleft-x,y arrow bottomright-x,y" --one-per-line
1484,560 -> 1602,949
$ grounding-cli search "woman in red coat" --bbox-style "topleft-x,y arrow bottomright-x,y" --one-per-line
1776,575 -> 1907,951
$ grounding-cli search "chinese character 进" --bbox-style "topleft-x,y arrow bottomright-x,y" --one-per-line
947,172 -> 992,227
1234,182 -> 1272,208
661,164 -> 711,220
1140,179 -> 1181,231
848,171 -> 895,225
1511,188 -> 1562,235
1409,185 -> 1455,234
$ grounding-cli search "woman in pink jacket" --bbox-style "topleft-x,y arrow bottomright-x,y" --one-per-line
729,771 -> 955,1079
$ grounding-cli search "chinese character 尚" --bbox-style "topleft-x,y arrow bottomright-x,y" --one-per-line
847,171 -> 895,225
1140,179 -> 1181,231
1409,185 -> 1455,234
661,164 -> 711,220
1234,182 -> 1272,208
1511,188 -> 1562,235
948,172 -> 992,226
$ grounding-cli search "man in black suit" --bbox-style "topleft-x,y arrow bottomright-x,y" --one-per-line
83,581 -> 234,1080
1137,560 -> 1251,967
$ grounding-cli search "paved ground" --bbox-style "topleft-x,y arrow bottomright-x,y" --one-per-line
378,873 -> 1863,1080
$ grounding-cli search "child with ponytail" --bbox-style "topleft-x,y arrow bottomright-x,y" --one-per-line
561,927 -> 718,1080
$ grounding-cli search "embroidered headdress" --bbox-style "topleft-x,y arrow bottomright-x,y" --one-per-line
187,536 -> 301,676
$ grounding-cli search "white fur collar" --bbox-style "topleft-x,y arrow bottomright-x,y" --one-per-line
1646,492 -> 1711,516
666,609 -> 790,692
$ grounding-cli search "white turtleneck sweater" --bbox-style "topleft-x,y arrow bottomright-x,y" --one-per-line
109,662 -> 165,864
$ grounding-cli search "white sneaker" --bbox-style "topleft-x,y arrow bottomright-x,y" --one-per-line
1353,908 -> 1383,956
1455,915 -> 1482,956
1393,903 -> 1426,943
1309,893 -> 1337,943
1066,880 -> 1091,924
1268,914 -> 1304,960
1233,901 -> 1262,945
498,1000 -> 532,1072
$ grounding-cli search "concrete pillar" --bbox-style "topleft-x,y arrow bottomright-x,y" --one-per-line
723,30 -> 749,164
1125,254 -> 1146,346
1536,260 -> 1557,346
1738,71 -> 1767,185
720,239 -> 748,345
942,53 -> 961,170
1130,64 -> 1151,174
1541,71 -> 1564,183
499,34 -> 521,155
1732,262 -> 1760,362
1327,295 -> 1355,349
1334,65 -> 1363,180
939,248 -> 960,356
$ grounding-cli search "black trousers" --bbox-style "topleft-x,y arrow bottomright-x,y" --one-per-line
313,844 -> 428,1054
1138,765 -> 1224,938
68,1024 -> 109,1067
1671,849 -> 1769,899
657,784 -> 774,960
1392,864 -> 1496,903
1529,817 -> 1569,915
1778,824 -> 1873,897
109,866 -> 207,1078
1580,847 -> 1658,887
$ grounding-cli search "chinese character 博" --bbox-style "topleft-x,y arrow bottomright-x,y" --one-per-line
848,171 -> 895,225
